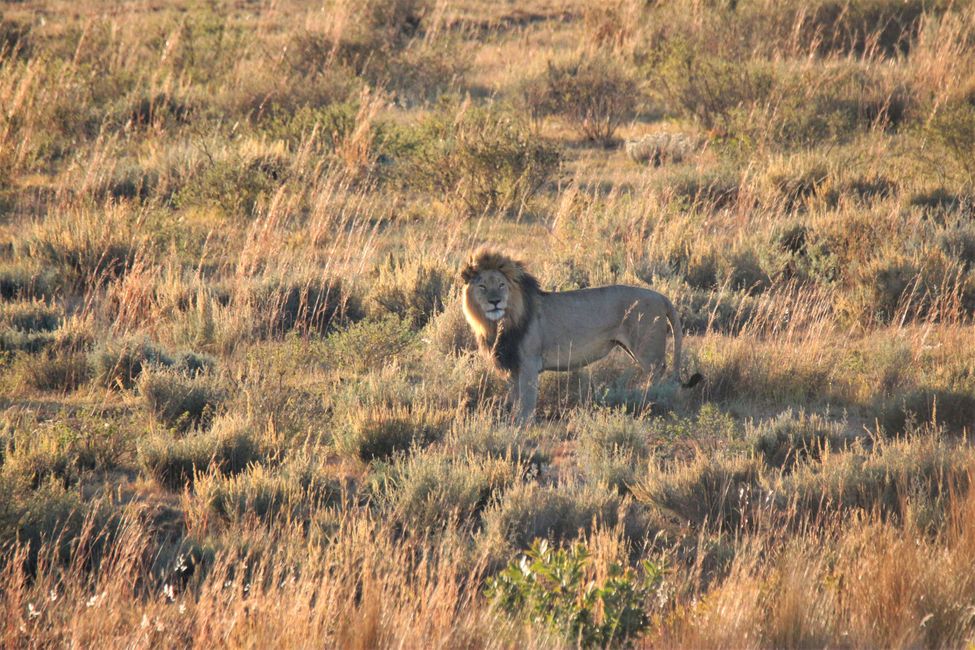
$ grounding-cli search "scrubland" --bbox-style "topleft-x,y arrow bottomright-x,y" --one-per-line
2,0 -> 975,646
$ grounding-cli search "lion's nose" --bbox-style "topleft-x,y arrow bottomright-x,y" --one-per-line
490,299 -> 501,307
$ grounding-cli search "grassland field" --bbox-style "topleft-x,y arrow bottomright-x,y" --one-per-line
2,0 -> 975,647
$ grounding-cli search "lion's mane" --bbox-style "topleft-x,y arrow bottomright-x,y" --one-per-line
460,248 -> 544,374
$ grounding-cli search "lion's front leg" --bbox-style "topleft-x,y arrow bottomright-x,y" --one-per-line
506,371 -> 520,412
514,362 -> 540,426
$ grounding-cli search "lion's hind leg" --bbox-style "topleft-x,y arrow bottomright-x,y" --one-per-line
618,307 -> 669,382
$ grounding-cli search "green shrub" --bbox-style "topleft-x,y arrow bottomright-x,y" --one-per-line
400,105 -> 561,215
322,316 -> 417,375
0,262 -> 52,301
375,449 -> 518,532
749,410 -> 848,470
366,256 -> 451,328
197,456 -> 341,523
779,435 -> 971,525
173,153 -> 287,217
335,402 -> 450,462
526,54 -> 639,142
486,539 -> 661,648
658,165 -> 740,211
481,482 -> 642,553
88,338 -> 173,389
138,367 -> 226,431
251,276 -> 364,337
572,409 -> 650,493
138,416 -> 264,490
8,351 -> 90,393
21,208 -> 136,290
0,300 -> 61,332
632,454 -> 762,531
648,41 -> 774,134
876,387 -> 975,435
424,297 -> 477,355
1,417 -> 126,489
926,100 -> 975,188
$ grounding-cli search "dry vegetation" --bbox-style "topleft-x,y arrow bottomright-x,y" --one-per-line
2,0 -> 975,646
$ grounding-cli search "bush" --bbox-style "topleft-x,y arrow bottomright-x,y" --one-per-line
876,387 -> 975,435
138,367 -> 226,431
0,262 -> 52,301
21,207 -> 136,290
526,54 -> 639,142
88,339 -> 173,389
571,409 -> 651,493
480,482 -> 643,553
376,449 -> 519,532
335,402 -> 450,462
749,410 -> 848,470
138,417 -> 264,491
250,276 -> 364,337
1,417 -> 126,489
173,153 -> 287,217
366,256 -> 451,328
401,104 -> 561,215
424,297 -> 477,356
926,100 -> 975,188
632,454 -> 762,531
8,351 -> 90,393
487,539 -> 660,648
0,300 -> 61,332
197,456 -> 341,523
324,316 -> 416,374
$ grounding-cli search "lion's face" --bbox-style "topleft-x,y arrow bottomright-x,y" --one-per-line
468,270 -> 510,321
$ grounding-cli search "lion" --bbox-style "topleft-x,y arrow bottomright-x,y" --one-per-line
461,247 -> 702,424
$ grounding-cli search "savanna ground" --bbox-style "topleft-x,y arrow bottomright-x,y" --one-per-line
2,0 -> 975,647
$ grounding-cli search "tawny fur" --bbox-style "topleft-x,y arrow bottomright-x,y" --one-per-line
460,247 -> 701,424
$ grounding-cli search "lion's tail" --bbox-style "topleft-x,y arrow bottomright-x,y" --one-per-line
664,296 -> 703,389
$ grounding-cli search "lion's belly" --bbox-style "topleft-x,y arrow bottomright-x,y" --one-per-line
540,339 -> 616,371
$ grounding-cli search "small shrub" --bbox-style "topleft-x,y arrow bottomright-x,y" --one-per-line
138,417 -> 264,491
8,351 -> 90,393
22,207 -> 136,290
0,262 -> 52,301
401,104 -> 561,215
632,454 -> 762,531
571,409 -> 650,493
877,387 -> 975,435
487,539 -> 661,648
138,367 -> 226,431
366,256 -> 451,328
88,339 -> 173,389
657,165 -> 740,211
0,300 -> 61,332
424,297 -> 477,356
324,316 -> 416,374
197,456 -> 341,523
376,449 -> 518,532
529,55 -> 639,142
1,417 -> 126,489
749,410 -> 848,470
480,482 -> 642,553
926,100 -> 975,188
173,152 -> 287,217
625,132 -> 696,166
251,276 -> 364,337
335,402 -> 450,462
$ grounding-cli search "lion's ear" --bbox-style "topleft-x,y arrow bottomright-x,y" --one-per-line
460,263 -> 477,284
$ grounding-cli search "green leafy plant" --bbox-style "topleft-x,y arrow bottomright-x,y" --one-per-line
486,539 -> 662,648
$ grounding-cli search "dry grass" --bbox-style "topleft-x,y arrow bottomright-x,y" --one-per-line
2,0 -> 975,646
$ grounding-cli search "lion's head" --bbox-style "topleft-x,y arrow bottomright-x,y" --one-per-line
460,247 -> 538,346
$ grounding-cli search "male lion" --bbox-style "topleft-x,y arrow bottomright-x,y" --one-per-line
461,247 -> 702,424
